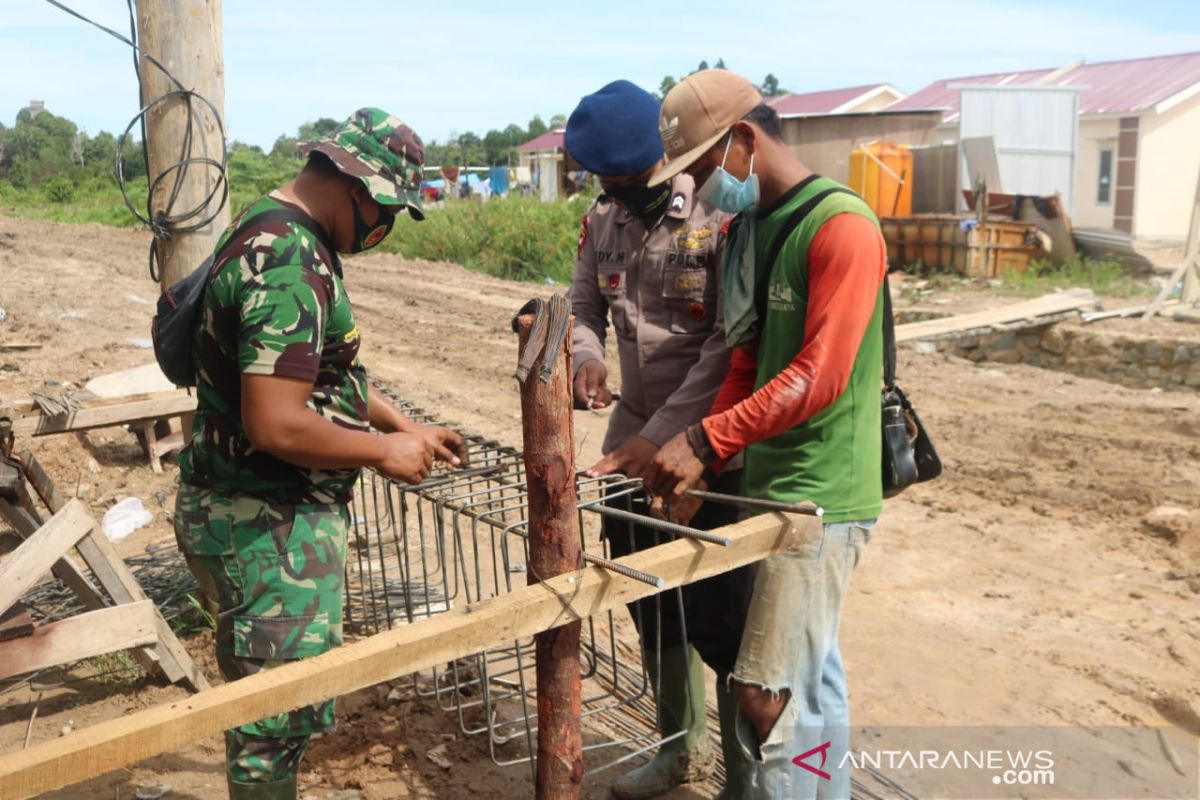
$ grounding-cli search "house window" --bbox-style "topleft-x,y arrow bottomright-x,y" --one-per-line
1097,148 -> 1114,205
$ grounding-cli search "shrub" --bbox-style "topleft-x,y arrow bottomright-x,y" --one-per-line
43,176 -> 75,203
383,194 -> 590,283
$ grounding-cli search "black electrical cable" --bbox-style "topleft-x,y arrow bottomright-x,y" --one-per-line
41,0 -> 230,284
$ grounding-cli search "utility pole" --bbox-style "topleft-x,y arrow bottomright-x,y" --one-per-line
136,0 -> 229,289
514,296 -> 585,799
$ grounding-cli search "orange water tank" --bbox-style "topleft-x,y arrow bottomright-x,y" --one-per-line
849,142 -> 913,217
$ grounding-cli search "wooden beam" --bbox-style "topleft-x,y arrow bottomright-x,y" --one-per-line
0,602 -> 33,642
19,456 -> 208,691
10,458 -> 167,680
0,500 -> 94,615
74,525 -> 209,690
0,498 -> 108,617
10,393 -> 196,438
0,600 -> 157,680
896,288 -> 1097,343
0,511 -> 813,799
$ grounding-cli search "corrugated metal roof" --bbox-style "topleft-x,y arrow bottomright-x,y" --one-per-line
890,51 -> 1200,121
767,83 -> 897,116
517,129 -> 564,152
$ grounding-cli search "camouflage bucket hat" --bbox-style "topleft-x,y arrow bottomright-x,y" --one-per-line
300,107 -> 426,221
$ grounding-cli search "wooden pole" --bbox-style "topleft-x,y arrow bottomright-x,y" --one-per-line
136,0 -> 230,288
515,308 -> 585,799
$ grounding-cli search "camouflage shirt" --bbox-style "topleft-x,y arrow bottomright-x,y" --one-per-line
178,194 -> 369,505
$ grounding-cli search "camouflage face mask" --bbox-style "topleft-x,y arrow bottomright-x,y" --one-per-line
348,198 -> 395,253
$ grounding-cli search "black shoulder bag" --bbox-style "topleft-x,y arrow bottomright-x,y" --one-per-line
880,275 -> 942,497
759,185 -> 941,499
151,206 -> 335,387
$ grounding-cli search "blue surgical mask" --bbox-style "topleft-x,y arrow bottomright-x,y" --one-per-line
697,134 -> 759,214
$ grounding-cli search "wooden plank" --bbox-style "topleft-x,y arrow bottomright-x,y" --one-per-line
18,457 -> 194,686
895,289 -> 1097,343
1143,256 -> 1195,320
150,431 -> 186,459
0,602 -> 33,642
140,421 -> 164,474
83,364 -> 175,399
10,392 -> 196,438
19,453 -> 67,513
3,391 -> 176,417
0,499 -> 108,617
0,511 -> 813,799
0,500 -> 94,615
0,600 -> 157,680
74,529 -> 208,690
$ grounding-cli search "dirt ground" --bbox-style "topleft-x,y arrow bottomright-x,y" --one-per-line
1,213 -> 1199,799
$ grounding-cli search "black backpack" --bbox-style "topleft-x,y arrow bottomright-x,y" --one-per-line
151,207 -> 334,387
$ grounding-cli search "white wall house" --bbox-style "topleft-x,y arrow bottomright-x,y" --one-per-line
890,52 -> 1200,242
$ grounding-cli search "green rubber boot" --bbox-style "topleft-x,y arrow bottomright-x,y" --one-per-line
611,645 -> 715,799
713,679 -> 755,800
226,776 -> 297,800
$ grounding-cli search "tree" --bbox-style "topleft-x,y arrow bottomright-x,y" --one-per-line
296,117 -> 339,143
760,73 -> 784,97
455,131 -> 486,166
548,113 -> 567,129
715,57 -> 726,69
527,115 -> 548,139
697,59 -> 709,72
117,134 -> 147,180
657,75 -> 677,100
503,123 -> 526,145
82,131 -> 117,170
4,123 -> 49,165
270,134 -> 299,159
483,128 -> 515,166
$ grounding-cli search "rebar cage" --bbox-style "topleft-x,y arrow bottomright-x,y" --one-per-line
343,391 -> 704,783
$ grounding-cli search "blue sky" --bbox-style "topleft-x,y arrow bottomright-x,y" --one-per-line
2,0 -> 1199,149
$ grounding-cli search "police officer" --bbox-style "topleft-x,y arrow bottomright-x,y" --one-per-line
566,80 -> 755,800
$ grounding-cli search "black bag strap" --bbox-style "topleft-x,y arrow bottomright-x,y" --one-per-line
749,182 -> 898,389
883,273 -> 897,390
754,185 -> 858,322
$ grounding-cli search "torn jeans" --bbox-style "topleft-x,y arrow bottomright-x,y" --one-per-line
730,519 -> 875,799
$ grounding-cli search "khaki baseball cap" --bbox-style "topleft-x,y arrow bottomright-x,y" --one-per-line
649,70 -> 763,186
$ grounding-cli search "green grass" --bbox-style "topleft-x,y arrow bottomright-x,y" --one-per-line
0,179 -> 142,227
999,256 -> 1154,298
380,193 -> 591,284
896,255 -> 1155,299
1,174 -> 592,285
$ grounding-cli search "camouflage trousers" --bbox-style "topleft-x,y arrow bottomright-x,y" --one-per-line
174,483 -> 348,783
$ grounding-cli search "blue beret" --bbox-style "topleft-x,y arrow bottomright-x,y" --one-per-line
565,80 -> 664,177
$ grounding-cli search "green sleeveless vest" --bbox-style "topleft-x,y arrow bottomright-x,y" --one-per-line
744,176 -> 883,523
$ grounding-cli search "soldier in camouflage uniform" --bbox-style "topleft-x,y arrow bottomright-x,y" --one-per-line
174,108 -> 466,800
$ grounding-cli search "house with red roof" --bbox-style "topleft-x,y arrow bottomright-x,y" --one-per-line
768,83 -> 905,117
517,128 -> 570,201
891,52 -> 1200,241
